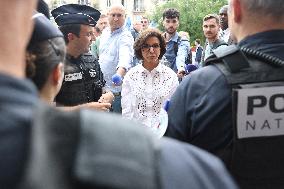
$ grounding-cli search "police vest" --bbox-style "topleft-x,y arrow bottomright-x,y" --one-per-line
207,45 -> 284,189
56,53 -> 105,106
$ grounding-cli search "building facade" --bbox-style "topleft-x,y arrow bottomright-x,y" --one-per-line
47,0 -> 165,23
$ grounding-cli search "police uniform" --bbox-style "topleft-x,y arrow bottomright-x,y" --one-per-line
51,4 -> 105,106
0,8 -> 237,188
56,53 -> 105,106
165,30 -> 284,188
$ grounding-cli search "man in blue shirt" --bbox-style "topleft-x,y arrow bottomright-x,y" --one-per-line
162,8 -> 190,78
99,3 -> 134,113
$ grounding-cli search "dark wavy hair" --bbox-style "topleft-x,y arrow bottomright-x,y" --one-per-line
162,8 -> 180,20
133,28 -> 166,60
26,37 -> 66,90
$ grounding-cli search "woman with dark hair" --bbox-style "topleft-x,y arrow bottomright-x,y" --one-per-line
26,13 -> 65,103
121,28 -> 178,134
26,13 -> 111,111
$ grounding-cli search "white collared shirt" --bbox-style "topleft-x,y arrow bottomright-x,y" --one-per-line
121,62 -> 179,129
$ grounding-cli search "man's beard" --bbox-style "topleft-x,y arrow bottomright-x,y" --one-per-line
166,27 -> 176,35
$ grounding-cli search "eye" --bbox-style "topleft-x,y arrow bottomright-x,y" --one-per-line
112,13 -> 122,17
152,44 -> 160,48
142,44 -> 150,49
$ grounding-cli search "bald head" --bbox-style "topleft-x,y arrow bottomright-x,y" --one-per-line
228,0 -> 284,43
108,4 -> 126,32
219,5 -> 229,30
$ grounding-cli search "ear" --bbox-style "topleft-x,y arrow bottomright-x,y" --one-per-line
233,0 -> 242,23
52,63 -> 64,86
67,33 -> 75,42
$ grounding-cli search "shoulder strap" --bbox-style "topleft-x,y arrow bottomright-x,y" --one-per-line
173,35 -> 181,56
213,39 -> 228,49
213,45 -> 250,73
207,45 -> 284,85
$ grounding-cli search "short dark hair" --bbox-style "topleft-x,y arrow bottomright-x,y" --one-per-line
134,28 -> 166,60
162,8 -> 180,20
59,24 -> 81,44
26,37 -> 66,90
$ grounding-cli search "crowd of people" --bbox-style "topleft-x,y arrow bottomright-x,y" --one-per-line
1,0 -> 284,188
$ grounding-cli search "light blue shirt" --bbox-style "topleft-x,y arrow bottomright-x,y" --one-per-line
99,26 -> 134,93
164,32 -> 190,72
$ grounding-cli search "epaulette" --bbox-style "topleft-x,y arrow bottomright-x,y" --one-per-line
205,45 -> 250,73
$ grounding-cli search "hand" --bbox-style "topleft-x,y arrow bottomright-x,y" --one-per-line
83,102 -> 112,112
98,92 -> 114,103
177,70 -> 186,78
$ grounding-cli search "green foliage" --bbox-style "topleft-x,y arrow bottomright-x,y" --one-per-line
149,0 -> 227,45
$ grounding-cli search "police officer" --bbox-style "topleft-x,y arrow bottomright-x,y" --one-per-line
0,1 -> 239,188
51,4 -> 114,107
165,0 -> 284,188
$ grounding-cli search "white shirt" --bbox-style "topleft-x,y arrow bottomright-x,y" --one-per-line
220,28 -> 230,43
121,62 -> 179,129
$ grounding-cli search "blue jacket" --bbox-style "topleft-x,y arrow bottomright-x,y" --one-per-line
166,30 -> 284,153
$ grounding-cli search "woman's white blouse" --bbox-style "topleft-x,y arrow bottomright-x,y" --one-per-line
121,62 -> 179,129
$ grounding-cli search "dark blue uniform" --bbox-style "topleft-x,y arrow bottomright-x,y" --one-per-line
165,30 -> 284,188
166,30 -> 284,153
0,74 -> 38,189
56,53 -> 105,106
0,74 -> 237,189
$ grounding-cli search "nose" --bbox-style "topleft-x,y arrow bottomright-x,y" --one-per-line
149,47 -> 154,53
204,27 -> 210,32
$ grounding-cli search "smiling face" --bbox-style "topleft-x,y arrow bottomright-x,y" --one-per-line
141,36 -> 161,66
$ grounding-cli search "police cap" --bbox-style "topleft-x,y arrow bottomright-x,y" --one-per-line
51,4 -> 101,26
28,13 -> 63,48
37,0 -> 50,19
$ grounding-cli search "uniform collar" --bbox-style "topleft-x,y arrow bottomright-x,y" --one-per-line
238,30 -> 284,48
